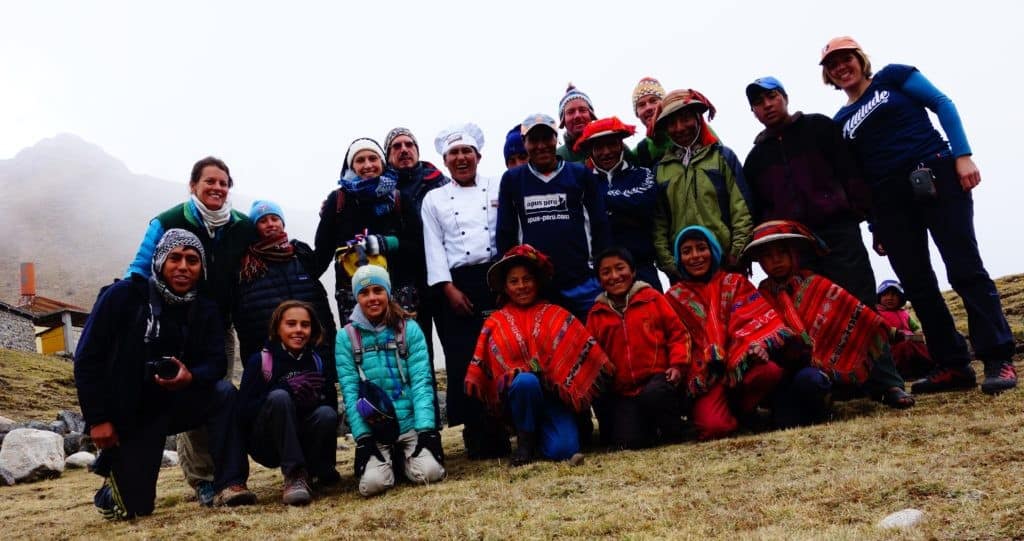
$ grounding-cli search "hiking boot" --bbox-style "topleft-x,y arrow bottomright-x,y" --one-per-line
311,468 -> 341,489
981,361 -> 1018,395
511,431 -> 536,467
567,452 -> 585,466
910,365 -> 977,394
282,474 -> 312,506
213,484 -> 257,507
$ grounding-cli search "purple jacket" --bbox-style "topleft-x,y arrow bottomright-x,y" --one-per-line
743,112 -> 870,227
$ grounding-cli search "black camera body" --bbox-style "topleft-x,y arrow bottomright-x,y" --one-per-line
909,166 -> 937,201
146,356 -> 180,380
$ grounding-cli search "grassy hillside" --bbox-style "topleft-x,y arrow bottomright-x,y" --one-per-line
0,275 -> 1022,539
0,349 -> 76,421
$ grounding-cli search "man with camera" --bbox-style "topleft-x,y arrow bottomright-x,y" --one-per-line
74,229 -> 255,519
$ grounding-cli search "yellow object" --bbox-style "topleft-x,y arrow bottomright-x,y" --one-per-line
335,244 -> 388,279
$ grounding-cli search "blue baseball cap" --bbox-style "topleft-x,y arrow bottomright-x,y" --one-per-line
745,76 -> 788,104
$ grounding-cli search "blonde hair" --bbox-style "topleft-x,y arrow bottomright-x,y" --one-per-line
822,49 -> 873,89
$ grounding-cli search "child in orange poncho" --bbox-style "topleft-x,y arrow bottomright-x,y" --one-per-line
745,220 -> 914,428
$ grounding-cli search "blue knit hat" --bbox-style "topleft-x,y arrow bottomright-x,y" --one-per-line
503,124 -> 526,163
351,264 -> 391,297
249,200 -> 285,226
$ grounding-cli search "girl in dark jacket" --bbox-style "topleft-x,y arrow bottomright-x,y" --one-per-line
234,200 -> 336,364
237,301 -> 339,506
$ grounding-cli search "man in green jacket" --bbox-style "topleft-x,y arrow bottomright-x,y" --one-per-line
650,89 -> 754,281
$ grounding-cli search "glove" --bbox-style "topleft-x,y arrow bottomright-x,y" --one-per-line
354,436 -> 386,478
411,429 -> 444,465
285,371 -> 326,409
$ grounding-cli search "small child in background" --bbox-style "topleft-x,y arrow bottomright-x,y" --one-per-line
876,280 -> 934,379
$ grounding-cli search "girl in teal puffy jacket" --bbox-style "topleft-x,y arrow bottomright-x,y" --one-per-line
335,264 -> 444,497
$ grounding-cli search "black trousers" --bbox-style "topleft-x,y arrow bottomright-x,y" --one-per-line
93,380 -> 248,518
247,390 -> 338,478
435,264 -> 494,429
595,375 -> 686,449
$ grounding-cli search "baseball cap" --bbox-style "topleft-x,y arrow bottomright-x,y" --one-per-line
745,76 -> 788,105
820,36 -> 862,64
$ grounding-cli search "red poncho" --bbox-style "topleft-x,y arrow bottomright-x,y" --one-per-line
465,302 -> 613,414
759,271 -> 887,385
664,271 -> 792,395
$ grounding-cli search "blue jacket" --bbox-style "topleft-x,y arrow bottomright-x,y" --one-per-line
590,161 -> 659,266
335,307 -> 437,440
73,276 -> 226,431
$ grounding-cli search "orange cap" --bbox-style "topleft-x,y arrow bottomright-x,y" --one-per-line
819,36 -> 862,64
573,117 -> 636,153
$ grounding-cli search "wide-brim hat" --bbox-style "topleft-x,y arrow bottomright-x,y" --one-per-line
653,89 -> 711,130
572,117 -> 636,153
486,244 -> 555,293
741,220 -> 830,260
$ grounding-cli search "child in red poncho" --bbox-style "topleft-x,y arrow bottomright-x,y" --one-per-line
745,220 -> 914,427
465,245 -> 613,466
662,225 -> 789,440
585,247 -> 690,449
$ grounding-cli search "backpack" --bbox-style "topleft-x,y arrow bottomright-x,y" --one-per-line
344,321 -> 409,444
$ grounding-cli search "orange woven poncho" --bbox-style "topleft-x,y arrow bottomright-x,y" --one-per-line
464,302 -> 613,414
665,271 -> 793,395
759,271 -> 887,385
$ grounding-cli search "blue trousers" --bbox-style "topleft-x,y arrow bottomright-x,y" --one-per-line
506,373 -> 579,461
773,367 -> 832,429
872,156 -> 1013,366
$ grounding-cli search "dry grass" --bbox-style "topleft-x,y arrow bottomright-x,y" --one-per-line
1,275 -> 1023,539
0,349 -> 77,421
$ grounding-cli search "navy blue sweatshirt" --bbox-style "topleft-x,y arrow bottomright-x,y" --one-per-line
496,160 -> 609,289
590,161 -> 659,266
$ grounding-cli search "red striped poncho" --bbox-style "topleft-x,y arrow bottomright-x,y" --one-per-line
465,302 -> 613,414
664,271 -> 792,395
758,271 -> 887,385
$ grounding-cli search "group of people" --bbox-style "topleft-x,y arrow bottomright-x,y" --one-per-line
73,35 -> 1017,520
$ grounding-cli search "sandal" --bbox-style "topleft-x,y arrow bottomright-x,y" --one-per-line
876,386 -> 916,410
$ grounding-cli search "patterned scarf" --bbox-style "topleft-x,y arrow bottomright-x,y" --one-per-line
465,302 -> 613,415
146,228 -> 205,342
189,194 -> 232,238
665,271 -> 792,395
339,170 -> 398,217
239,232 -> 295,283
759,271 -> 886,385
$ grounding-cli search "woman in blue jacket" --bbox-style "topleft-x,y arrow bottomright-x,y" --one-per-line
335,265 -> 444,497
821,36 -> 1016,395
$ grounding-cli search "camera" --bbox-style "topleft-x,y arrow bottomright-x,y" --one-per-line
146,356 -> 180,380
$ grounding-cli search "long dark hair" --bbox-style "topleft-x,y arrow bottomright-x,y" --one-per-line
267,300 -> 323,348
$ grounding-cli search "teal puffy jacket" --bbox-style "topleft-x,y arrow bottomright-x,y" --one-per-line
335,313 -> 437,440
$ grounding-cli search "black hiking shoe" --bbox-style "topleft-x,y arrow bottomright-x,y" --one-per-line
981,361 -> 1017,395
910,365 -> 977,394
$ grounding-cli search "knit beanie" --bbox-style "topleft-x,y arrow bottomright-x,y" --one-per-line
249,199 -> 285,226
351,264 -> 391,296
152,228 -> 206,279
503,124 -> 526,162
558,83 -> 595,128
632,77 -> 666,111
384,127 -> 418,153
340,137 -> 386,180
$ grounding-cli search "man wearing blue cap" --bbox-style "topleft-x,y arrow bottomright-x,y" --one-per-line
742,76 -> 877,307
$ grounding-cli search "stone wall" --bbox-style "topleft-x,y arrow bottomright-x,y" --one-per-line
0,310 -> 36,352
